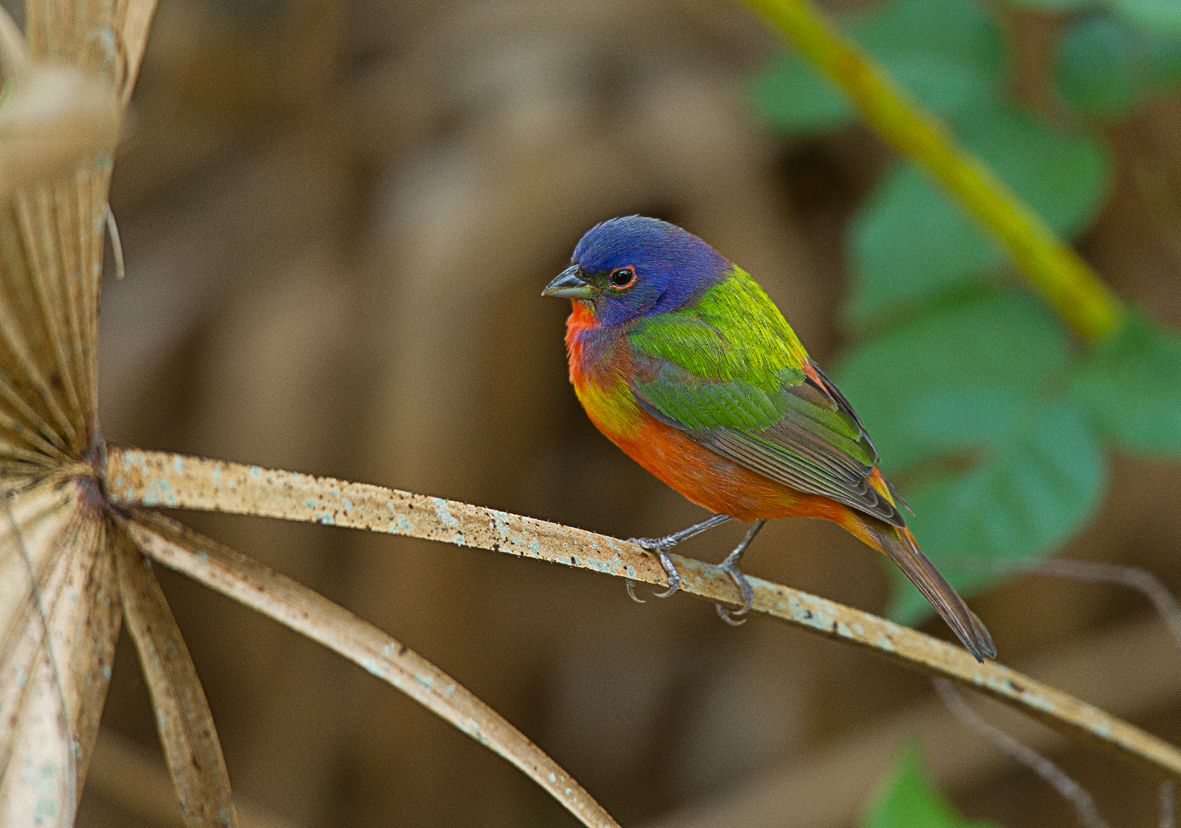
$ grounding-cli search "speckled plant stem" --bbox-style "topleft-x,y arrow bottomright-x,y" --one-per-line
107,446 -> 1181,785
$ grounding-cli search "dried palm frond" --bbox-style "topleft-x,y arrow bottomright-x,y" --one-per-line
0,3 -> 619,826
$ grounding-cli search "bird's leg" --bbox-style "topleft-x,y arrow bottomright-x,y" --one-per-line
626,514 -> 731,601
716,520 -> 766,626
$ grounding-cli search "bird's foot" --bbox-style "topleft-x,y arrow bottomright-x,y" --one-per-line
626,537 -> 682,600
627,530 -> 684,553
715,558 -> 754,626
625,515 -> 730,604
713,519 -> 764,625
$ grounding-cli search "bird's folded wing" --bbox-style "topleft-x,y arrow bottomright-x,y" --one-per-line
630,348 -> 903,527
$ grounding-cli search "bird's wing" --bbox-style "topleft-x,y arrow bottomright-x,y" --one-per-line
627,311 -> 903,526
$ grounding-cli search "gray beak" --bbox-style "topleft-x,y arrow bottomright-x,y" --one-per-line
542,265 -> 595,299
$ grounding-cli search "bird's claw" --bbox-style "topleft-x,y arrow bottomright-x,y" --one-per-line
716,558 -> 754,625
654,550 -> 682,598
624,515 -> 731,605
716,603 -> 747,626
625,580 -> 645,604
624,541 -> 682,601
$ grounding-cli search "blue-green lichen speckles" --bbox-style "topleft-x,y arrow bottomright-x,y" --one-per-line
488,509 -> 514,543
431,497 -> 460,528
361,658 -> 382,677
786,594 -> 835,632
212,465 -> 221,485
463,720 -> 491,746
33,795 -> 59,822
1017,689 -> 1055,714
1088,719 -> 1113,739
250,465 -> 262,478
583,553 -> 624,575
141,478 -> 176,508
414,674 -> 435,690
973,673 -> 1056,716
172,455 -> 184,474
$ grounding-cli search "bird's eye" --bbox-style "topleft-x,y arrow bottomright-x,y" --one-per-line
609,267 -> 636,289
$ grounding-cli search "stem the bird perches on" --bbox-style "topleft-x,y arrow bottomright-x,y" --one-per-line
743,0 -> 1125,343
105,447 -> 1181,785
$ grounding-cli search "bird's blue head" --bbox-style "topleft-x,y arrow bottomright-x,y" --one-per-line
542,216 -> 731,327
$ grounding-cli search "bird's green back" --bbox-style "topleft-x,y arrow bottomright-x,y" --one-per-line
628,267 -> 808,385
625,267 -> 899,525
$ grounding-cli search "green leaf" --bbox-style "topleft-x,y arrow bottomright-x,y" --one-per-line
1055,14 -> 1181,119
751,57 -> 856,136
749,0 -> 1006,136
863,744 -> 1001,828
1069,311 -> 1181,455
1108,0 -> 1181,37
833,289 -> 1103,622
890,400 -> 1105,624
847,107 -> 1112,324
833,289 -> 1072,471
1056,16 -> 1141,117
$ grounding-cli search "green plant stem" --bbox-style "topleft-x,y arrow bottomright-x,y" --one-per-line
744,0 -> 1125,342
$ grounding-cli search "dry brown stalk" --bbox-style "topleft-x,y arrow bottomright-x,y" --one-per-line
105,447 -> 1181,785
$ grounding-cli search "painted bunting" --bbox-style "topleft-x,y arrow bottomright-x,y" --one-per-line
543,216 -> 995,662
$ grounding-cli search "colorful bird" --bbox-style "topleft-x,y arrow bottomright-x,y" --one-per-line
543,216 -> 995,662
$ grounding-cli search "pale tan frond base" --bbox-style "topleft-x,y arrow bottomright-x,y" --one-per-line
0,475 -> 119,826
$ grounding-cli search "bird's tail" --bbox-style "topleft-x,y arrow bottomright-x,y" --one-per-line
872,524 -> 996,663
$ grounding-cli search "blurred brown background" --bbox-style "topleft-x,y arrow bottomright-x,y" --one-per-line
65,0 -> 1181,825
